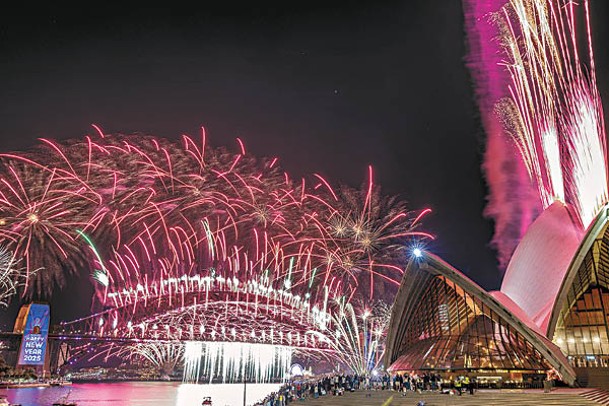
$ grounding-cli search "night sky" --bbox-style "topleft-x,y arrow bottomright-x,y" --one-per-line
2,1 -> 609,324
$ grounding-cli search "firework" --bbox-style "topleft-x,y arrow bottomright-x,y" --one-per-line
310,299 -> 391,374
468,0 -> 607,237
116,341 -> 184,377
4,130 -> 429,379
0,245 -> 30,306
0,131 -> 430,307
464,0 -> 542,269
499,0 -> 607,227
183,341 -> 293,384
465,0 -> 609,269
0,159 -> 101,295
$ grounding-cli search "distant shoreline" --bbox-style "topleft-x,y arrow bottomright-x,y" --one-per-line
69,379 -> 285,384
1,379 -> 288,387
69,378 -> 181,383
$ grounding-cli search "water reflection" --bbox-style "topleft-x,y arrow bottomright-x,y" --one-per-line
177,383 -> 281,406
5,382 -> 281,406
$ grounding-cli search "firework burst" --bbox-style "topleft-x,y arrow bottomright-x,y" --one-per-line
0,245 -> 30,306
0,158 -> 100,295
310,299 -> 391,374
0,130 -> 430,312
498,0 -> 607,227
116,342 -> 184,377
469,0 -> 608,234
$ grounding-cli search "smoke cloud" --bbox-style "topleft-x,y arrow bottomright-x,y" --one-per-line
463,0 -> 541,270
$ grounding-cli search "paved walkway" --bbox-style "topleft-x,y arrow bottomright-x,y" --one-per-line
296,389 -> 609,405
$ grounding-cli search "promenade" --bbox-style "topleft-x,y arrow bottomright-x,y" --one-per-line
296,388 -> 609,405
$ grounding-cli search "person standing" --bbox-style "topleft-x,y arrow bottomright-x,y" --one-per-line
455,377 -> 462,396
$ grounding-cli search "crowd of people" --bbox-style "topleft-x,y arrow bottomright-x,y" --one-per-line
253,374 -> 363,406
379,372 -> 476,396
253,372 -> 477,405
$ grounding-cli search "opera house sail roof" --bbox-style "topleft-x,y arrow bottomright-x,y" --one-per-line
384,251 -> 577,385
384,202 -> 609,386
499,202 -> 584,334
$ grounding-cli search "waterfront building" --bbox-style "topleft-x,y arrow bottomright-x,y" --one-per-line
385,202 -> 609,388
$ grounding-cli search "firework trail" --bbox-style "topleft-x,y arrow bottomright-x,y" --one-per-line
116,341 -> 184,377
0,245 -> 30,307
310,299 -> 391,374
500,0 -> 607,226
464,0 -> 542,270
184,341 -> 293,384
0,158 -> 101,294
31,130 -> 430,378
0,130 -> 431,311
465,0 -> 608,266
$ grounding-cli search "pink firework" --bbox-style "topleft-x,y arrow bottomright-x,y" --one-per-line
0,157 -> 102,295
0,130 -> 431,309
465,0 -> 608,267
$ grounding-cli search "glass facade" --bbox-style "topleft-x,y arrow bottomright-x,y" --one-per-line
392,274 -> 552,372
553,224 -> 609,368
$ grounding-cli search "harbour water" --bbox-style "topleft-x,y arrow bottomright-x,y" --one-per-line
5,382 -> 282,406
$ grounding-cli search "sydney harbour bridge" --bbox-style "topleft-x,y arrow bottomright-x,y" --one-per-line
2,272 -> 337,383
0,131 -> 425,383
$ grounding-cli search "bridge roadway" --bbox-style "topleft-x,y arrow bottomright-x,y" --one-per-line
296,388 -> 609,405
0,330 -> 334,349
0,329 -> 335,375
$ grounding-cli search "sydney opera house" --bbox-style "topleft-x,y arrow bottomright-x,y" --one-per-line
382,0 -> 609,390
384,201 -> 609,388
